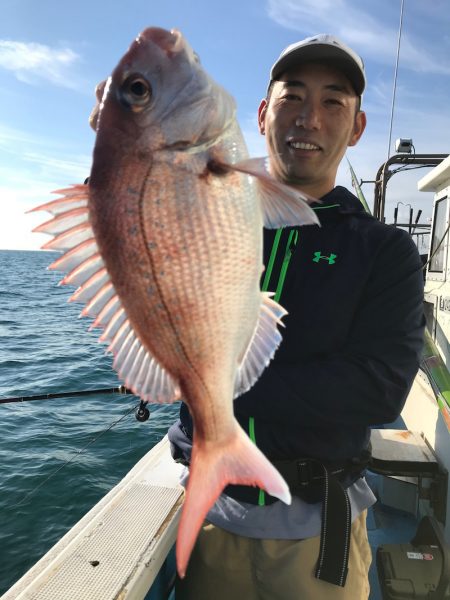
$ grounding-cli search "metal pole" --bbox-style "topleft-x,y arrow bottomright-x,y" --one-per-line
411,209 -> 422,235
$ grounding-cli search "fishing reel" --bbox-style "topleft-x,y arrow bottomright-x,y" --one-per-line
135,400 -> 150,422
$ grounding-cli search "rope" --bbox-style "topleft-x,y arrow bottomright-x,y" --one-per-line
387,0 -> 405,160
422,222 -> 450,272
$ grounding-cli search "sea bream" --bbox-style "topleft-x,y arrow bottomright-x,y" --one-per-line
31,27 -> 319,576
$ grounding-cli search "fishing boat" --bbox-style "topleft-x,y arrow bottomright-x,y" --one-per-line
2,153 -> 450,600
367,150 -> 450,599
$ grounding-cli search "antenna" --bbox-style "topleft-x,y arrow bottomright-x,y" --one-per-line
386,0 -> 405,160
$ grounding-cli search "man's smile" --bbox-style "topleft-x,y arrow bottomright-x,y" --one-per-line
286,138 -> 322,151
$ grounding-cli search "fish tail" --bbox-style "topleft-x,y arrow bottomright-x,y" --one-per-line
176,425 -> 291,578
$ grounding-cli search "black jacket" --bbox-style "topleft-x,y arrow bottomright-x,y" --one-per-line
174,186 -> 425,464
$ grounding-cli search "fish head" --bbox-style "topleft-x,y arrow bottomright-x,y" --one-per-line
94,27 -> 236,152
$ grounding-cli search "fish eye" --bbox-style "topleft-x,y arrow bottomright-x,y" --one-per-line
120,74 -> 152,111
193,51 -> 201,63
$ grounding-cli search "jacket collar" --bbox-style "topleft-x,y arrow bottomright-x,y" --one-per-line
310,186 -> 370,218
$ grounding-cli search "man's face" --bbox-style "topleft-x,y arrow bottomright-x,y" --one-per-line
258,61 -> 366,198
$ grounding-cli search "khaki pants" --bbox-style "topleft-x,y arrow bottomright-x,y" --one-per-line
176,510 -> 372,600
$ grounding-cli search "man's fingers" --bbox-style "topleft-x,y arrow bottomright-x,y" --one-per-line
89,80 -> 107,131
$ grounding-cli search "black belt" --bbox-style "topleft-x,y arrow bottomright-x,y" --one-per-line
306,460 -> 352,587
224,454 -> 368,505
225,452 -> 371,587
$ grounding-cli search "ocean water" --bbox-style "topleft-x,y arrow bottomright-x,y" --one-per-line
0,249 -> 180,595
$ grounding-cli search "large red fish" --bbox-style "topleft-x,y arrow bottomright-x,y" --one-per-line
32,27 -> 319,576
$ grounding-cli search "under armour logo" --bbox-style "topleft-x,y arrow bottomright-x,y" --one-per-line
312,251 -> 337,265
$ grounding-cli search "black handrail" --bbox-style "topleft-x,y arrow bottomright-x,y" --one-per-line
373,153 -> 448,222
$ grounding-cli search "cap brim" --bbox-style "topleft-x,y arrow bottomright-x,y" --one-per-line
271,44 -> 365,96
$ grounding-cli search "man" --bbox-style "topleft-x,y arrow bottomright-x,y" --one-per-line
169,34 -> 424,599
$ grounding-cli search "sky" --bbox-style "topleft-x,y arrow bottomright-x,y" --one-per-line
0,0 -> 449,250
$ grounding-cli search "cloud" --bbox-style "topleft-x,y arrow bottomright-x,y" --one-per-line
0,40 -> 85,90
266,0 -> 450,75
0,123 -> 91,180
0,183 -> 58,251
0,121 -> 91,250
0,161 -> 90,251
0,123 -> 37,147
21,152 -> 91,182
240,114 -> 267,156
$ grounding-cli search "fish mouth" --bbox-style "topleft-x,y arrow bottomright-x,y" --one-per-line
138,27 -> 183,54
286,138 -> 322,152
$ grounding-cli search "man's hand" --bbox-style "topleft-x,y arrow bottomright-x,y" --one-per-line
89,80 -> 107,131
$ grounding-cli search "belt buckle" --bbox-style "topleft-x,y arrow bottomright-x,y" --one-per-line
296,460 -> 314,487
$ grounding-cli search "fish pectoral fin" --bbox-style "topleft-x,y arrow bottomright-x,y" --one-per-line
32,184 -> 181,405
234,292 -> 287,398
176,425 -> 291,578
224,157 -> 320,228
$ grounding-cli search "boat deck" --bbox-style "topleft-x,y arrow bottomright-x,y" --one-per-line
2,437 -> 185,600
4,398 -> 447,600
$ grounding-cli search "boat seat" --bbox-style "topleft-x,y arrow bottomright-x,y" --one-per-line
369,428 -> 448,524
370,429 -> 441,475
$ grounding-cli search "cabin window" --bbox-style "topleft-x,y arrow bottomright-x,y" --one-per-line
429,196 -> 448,272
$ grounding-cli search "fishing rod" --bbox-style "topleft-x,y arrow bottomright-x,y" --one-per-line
0,385 -> 151,421
0,385 -> 133,404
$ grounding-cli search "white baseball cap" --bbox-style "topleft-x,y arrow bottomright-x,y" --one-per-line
269,34 -> 366,96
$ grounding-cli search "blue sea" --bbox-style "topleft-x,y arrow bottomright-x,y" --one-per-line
0,249 -> 180,595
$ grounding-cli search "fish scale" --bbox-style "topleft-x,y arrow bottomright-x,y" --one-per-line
142,162 -> 256,332
140,178 -> 256,386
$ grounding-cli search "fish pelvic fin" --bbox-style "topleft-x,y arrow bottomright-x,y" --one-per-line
234,292 -> 287,397
224,157 -> 320,228
177,425 -> 291,578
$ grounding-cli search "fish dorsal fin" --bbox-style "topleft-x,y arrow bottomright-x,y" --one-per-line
28,186 -> 89,216
33,185 -> 181,404
223,157 -> 320,229
234,291 -> 287,398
